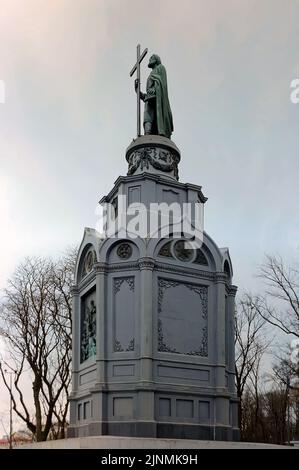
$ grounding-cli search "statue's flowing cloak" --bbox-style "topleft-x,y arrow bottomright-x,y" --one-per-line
150,64 -> 174,138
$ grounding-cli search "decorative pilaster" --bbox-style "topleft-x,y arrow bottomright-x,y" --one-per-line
94,263 -> 108,385
70,285 -> 79,392
227,285 -> 238,389
138,258 -> 155,371
214,273 -> 227,389
138,257 -> 155,422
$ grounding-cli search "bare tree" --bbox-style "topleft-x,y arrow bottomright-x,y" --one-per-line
252,253 -> 299,439
271,350 -> 299,441
255,254 -> 299,338
235,294 -> 269,434
0,249 -> 76,441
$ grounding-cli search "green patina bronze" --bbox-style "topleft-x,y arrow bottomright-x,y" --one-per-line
135,54 -> 174,139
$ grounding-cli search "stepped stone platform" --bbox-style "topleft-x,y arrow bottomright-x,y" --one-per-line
19,436 -> 293,449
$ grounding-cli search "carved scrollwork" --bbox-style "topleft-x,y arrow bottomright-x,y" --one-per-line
114,337 -> 135,352
113,277 -> 135,294
158,318 -> 179,353
158,241 -> 173,259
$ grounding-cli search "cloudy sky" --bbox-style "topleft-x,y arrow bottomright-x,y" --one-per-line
0,0 -> 299,430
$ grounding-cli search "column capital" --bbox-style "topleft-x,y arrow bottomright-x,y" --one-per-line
70,285 -> 79,296
227,284 -> 238,297
138,257 -> 155,271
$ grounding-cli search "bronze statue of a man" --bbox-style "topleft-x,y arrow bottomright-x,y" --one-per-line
135,54 -> 174,139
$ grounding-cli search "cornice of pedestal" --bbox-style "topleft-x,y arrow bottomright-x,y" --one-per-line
100,172 -> 207,205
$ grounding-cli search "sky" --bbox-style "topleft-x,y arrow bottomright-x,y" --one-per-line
0,0 -> 299,432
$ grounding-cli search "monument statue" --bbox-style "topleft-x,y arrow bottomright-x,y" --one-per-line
130,45 -> 174,138
136,54 -> 173,138
68,47 -> 239,442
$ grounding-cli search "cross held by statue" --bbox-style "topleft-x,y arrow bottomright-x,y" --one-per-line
130,44 -> 148,137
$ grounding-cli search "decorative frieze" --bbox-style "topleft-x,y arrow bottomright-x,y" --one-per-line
127,146 -> 180,180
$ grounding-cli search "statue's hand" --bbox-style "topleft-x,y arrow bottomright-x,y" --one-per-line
147,87 -> 155,96
134,78 -> 139,92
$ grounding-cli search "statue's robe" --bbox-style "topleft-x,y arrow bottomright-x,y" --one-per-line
144,64 -> 174,139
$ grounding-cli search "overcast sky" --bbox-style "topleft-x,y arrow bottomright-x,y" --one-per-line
0,0 -> 299,431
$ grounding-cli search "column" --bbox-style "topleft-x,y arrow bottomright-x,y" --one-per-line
138,257 -> 155,426
92,262 -> 108,428
70,285 -> 80,392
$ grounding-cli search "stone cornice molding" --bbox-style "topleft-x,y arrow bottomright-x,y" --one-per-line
100,172 -> 207,204
94,262 -> 108,274
214,272 -> 229,283
155,261 -> 215,281
109,262 -> 139,272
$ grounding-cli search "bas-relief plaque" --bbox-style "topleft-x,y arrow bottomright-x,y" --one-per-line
80,289 -> 96,363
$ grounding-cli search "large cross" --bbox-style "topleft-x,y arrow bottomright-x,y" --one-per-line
130,44 -> 148,137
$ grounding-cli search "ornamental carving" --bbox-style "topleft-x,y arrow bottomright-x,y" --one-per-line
127,146 -> 179,180
158,240 -> 208,266
114,337 -> 135,352
113,277 -> 135,294
81,248 -> 97,279
193,249 -> 208,266
158,241 -> 173,258
81,297 -> 96,362
117,243 -> 133,260
173,240 -> 194,262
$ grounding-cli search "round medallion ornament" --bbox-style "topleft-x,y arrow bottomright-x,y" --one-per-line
84,250 -> 96,275
173,240 -> 195,262
117,243 -> 133,260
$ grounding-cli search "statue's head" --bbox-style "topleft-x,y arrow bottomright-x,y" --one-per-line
148,54 -> 161,68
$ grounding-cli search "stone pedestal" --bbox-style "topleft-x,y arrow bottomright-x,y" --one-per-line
126,135 -> 180,180
68,136 -> 239,441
